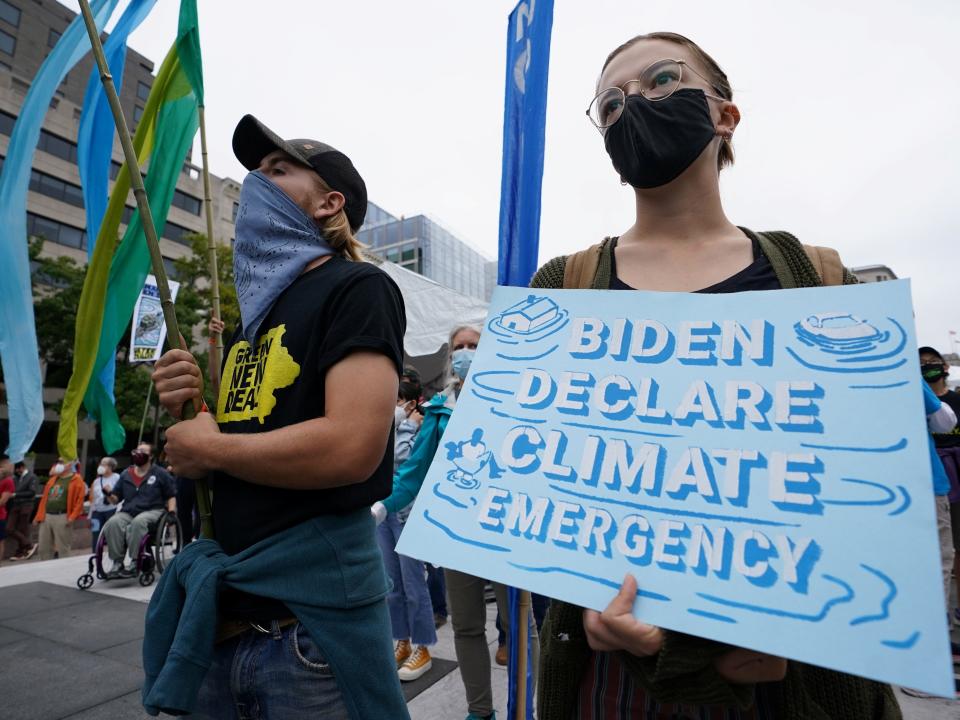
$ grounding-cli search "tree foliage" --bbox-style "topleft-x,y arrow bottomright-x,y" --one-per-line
26,236 -> 236,441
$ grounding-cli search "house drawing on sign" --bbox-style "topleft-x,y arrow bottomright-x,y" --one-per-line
496,295 -> 560,335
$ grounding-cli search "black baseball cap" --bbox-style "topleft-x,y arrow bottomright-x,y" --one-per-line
919,346 -> 944,361
232,114 -> 367,231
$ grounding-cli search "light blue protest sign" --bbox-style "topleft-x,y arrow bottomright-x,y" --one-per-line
397,279 -> 952,696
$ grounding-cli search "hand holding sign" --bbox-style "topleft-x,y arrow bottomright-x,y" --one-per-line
583,574 -> 663,656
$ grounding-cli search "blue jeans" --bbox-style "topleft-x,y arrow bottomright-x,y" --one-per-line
376,511 -> 437,646
90,508 -> 116,553
427,563 -> 447,617
189,621 -> 350,719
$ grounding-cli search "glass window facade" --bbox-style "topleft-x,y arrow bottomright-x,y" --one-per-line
137,80 -> 150,101
163,221 -> 194,245
0,1 -> 19,28
27,212 -> 86,250
357,212 -> 491,300
360,201 -> 398,230
37,128 -> 78,163
29,167 -> 84,208
0,27 -> 15,55
172,189 -> 201,215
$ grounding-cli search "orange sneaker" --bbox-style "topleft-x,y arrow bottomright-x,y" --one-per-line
398,645 -> 432,681
395,639 -> 412,668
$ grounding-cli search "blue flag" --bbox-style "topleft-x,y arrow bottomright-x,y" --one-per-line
497,0 -> 554,288
498,2 -> 554,716
77,0 -> 157,417
0,0 -> 118,461
78,0 -> 157,255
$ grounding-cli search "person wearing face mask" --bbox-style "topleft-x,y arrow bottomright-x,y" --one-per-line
33,457 -> 86,561
371,379 -> 436,682
146,116 -> 408,719
100,443 -> 176,578
87,457 -> 119,553
373,325 -> 534,720
920,347 -> 960,627
7,460 -> 38,560
531,31 -> 900,720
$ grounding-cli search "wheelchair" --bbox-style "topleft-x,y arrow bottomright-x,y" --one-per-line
77,510 -> 183,590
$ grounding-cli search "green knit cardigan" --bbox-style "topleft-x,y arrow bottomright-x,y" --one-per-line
531,230 -> 901,720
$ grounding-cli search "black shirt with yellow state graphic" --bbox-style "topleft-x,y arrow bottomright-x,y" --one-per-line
212,256 -> 404,617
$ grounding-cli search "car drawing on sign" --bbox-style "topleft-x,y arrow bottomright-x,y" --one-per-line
136,311 -> 161,337
795,312 -> 887,354
495,295 -> 560,335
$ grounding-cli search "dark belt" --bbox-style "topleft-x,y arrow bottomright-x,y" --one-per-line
215,616 -> 297,644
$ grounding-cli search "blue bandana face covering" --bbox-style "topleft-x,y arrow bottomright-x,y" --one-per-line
233,170 -> 335,341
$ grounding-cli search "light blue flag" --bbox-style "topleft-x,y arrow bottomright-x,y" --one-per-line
79,0 -> 156,255
0,0 -> 118,461
77,0 -> 157,417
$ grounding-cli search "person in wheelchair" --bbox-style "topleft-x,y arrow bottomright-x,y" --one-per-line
101,443 -> 176,578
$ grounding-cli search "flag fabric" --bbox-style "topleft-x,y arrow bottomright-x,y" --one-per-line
78,0 -> 157,254
0,0 -> 118,461
77,0 -> 158,422
58,0 -> 204,457
497,1 -> 555,717
497,0 -> 554,288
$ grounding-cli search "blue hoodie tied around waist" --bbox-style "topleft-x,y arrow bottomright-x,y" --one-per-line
141,509 -> 410,719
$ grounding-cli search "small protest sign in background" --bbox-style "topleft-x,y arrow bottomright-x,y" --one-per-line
128,274 -> 180,364
397,279 -> 953,697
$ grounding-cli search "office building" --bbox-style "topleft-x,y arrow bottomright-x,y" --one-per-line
851,264 -> 897,283
0,0 -> 240,276
358,201 -> 494,301
0,0 -> 239,466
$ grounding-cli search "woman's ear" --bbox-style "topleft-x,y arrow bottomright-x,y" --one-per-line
716,100 -> 741,139
313,190 -> 346,223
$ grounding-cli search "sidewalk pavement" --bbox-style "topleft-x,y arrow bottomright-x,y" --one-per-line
0,554 -> 507,720
0,555 -> 956,719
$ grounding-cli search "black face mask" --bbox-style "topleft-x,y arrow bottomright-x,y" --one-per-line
921,363 -> 947,382
604,88 -> 718,189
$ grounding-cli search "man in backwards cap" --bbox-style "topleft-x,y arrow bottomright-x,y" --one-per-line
150,116 -> 408,718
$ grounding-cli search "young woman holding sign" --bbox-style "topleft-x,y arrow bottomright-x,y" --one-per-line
531,32 -> 901,720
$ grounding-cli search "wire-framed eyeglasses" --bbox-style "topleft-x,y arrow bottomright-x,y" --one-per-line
586,58 -> 726,131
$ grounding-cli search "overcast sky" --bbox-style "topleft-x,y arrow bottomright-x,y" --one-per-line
66,0 -> 960,353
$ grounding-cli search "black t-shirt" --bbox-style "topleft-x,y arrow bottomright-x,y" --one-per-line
610,232 -> 781,293
933,389 -> 960,448
113,464 -> 176,517
213,257 -> 405,619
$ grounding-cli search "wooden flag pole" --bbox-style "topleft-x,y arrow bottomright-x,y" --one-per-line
515,590 -> 532,720
78,0 -> 215,539
197,104 -> 222,401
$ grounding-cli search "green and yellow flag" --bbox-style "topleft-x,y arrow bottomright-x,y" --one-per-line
58,0 -> 204,457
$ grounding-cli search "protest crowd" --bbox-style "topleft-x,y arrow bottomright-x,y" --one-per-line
0,10 -> 957,720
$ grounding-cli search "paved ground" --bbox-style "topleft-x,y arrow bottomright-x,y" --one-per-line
0,555 -> 956,719
0,555 -> 508,720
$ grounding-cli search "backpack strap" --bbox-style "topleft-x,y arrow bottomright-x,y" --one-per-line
755,230 -> 847,288
562,239 -> 605,289
802,244 -> 844,287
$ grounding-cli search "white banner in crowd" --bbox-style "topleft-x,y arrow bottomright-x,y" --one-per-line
129,274 -> 180,364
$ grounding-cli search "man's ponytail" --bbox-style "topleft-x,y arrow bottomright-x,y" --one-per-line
316,177 -> 364,261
